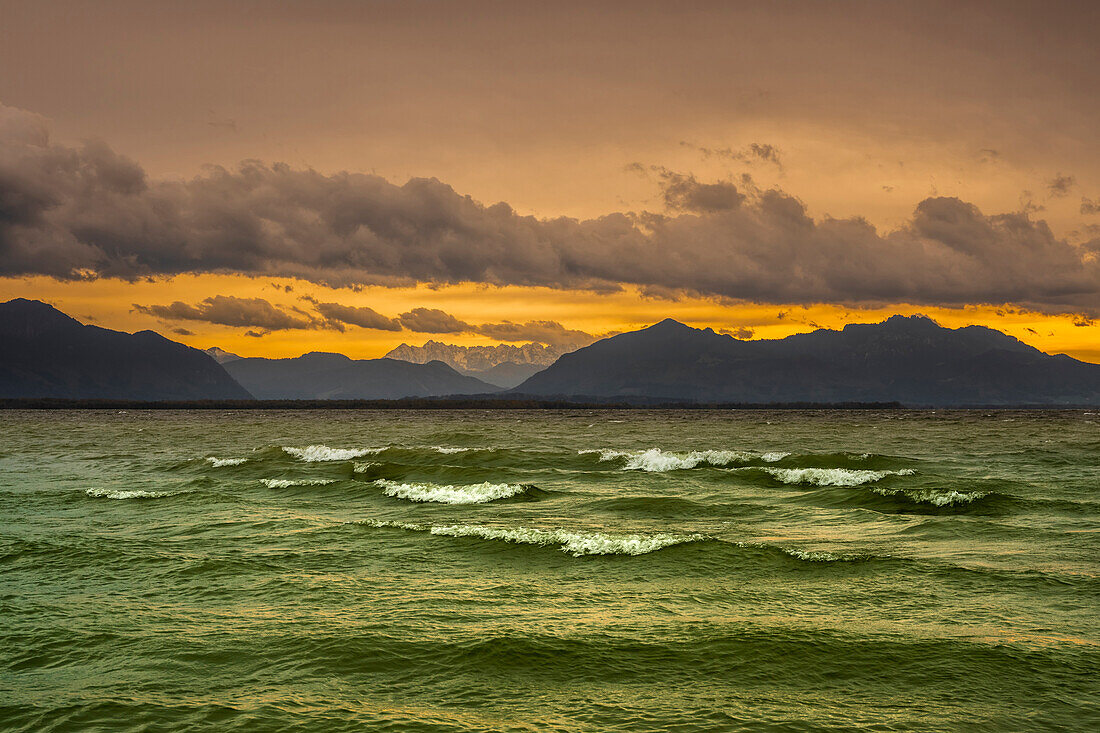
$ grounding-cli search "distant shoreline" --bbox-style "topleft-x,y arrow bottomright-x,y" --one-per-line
1,398 -> 1095,410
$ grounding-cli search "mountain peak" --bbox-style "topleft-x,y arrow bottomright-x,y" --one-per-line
646,318 -> 694,332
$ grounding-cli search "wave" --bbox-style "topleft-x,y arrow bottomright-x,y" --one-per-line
582,447 -> 786,472
373,479 -> 536,504
781,548 -> 864,562
282,445 -> 383,462
206,456 -> 248,467
430,446 -> 471,454
260,478 -> 338,488
755,467 -> 915,486
361,519 -> 703,556
872,487 -> 987,507
84,488 -> 176,499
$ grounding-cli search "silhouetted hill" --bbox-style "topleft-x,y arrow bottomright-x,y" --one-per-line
511,316 -> 1100,405
222,352 -> 500,399
0,299 -> 253,400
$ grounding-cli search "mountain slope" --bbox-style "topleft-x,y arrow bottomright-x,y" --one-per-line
0,299 -> 253,400
511,316 -> 1100,405
223,353 -> 499,399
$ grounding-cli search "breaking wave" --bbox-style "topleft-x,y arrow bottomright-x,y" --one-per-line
582,448 -> 786,472
373,479 -> 535,504
362,519 -> 703,556
206,457 -> 248,467
758,467 -> 915,486
260,478 -> 338,488
283,445 -> 382,462
85,488 -> 176,500
871,487 -> 988,507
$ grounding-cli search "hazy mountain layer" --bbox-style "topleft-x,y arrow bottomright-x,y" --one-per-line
223,353 -> 498,400
512,316 -> 1100,405
0,299 -> 253,400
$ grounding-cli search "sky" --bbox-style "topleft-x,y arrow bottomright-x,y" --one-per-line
1,0 -> 1099,361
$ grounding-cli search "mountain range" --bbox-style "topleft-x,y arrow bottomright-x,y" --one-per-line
4,299 -> 1098,405
384,340 -> 570,388
0,299 -> 252,400
510,316 -> 1100,405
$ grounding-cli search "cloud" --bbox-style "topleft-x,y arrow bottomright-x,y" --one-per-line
307,297 -> 595,345
655,169 -> 745,213
680,141 -> 783,169
2,102 -> 1099,314
171,327 -> 195,336
134,295 -> 316,331
1082,197 -> 1100,215
313,301 -> 401,331
397,307 -> 471,333
721,326 -> 755,340
1048,173 -> 1076,197
475,320 -> 595,348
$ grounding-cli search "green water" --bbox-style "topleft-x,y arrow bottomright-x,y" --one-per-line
1,409 -> 1097,732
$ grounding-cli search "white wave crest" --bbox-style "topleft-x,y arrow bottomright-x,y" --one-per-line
374,479 -> 529,504
206,457 -> 248,467
431,446 -> 470,454
581,447 -> 763,472
761,467 -> 914,486
362,519 -> 700,556
784,548 -> 847,562
260,478 -> 337,488
283,445 -> 382,462
352,461 -> 381,473
85,488 -> 174,499
873,488 -> 987,507
761,451 -> 791,462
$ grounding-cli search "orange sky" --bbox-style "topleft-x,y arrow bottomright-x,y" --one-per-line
0,1 -> 1097,362
4,275 -> 1098,364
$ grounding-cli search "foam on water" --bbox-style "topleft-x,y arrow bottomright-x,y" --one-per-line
873,487 -> 988,507
206,457 -> 248,467
760,467 -> 915,486
283,445 -> 382,462
352,461 -> 381,473
260,478 -> 338,488
374,479 -> 531,504
582,447 -> 782,471
85,488 -> 175,500
362,519 -> 702,556
783,548 -> 853,562
431,446 -> 470,454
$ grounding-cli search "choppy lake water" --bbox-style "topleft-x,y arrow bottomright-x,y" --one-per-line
1,409 -> 1098,731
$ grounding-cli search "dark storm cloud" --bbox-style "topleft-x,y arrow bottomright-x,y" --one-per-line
3,104 -> 1100,313
133,295 -> 317,331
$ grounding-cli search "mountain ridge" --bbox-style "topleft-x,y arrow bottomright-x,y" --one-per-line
0,299 -> 253,400
510,315 -> 1100,405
